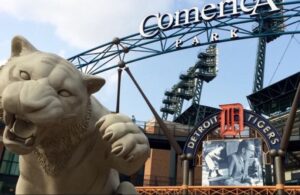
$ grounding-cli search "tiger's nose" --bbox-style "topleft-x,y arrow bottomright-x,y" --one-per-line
2,82 -> 23,114
19,80 -> 54,113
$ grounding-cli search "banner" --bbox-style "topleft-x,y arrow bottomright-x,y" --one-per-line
202,139 -> 263,186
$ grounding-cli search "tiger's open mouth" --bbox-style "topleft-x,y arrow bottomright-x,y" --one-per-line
3,111 -> 37,151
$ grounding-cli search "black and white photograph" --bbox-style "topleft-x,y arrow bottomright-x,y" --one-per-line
202,139 -> 263,186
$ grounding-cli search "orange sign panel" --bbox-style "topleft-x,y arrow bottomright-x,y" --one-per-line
219,103 -> 244,137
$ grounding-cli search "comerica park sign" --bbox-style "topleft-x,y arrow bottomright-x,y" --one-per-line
139,0 -> 280,39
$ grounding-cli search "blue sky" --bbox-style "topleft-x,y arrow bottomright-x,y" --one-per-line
0,0 -> 299,122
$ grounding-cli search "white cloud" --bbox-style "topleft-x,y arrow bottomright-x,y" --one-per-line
58,49 -> 66,58
0,1 -> 201,85
93,70 -> 120,112
0,0 -> 185,49
0,59 -> 7,66
0,0 -> 206,107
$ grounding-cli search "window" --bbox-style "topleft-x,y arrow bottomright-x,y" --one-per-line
0,150 -> 19,176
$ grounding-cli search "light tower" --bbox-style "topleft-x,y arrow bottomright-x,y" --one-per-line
160,44 -> 218,126
252,0 -> 284,93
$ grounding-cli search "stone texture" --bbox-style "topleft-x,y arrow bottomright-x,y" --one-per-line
0,36 -> 150,194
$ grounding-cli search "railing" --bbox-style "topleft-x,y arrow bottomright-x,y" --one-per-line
134,120 -> 193,138
135,115 -> 300,140
143,175 -> 176,186
136,120 -> 300,141
137,175 -> 203,187
136,186 -> 300,195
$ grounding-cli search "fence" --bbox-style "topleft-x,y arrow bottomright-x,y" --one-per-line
136,186 -> 300,195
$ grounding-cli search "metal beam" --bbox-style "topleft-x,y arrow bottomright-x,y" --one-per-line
253,37 -> 267,93
68,1 -> 300,75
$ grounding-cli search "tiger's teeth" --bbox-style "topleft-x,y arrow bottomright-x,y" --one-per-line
3,111 -> 14,128
25,137 -> 35,147
7,129 -> 16,140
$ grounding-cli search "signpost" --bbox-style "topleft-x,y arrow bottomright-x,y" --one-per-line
183,104 -> 282,192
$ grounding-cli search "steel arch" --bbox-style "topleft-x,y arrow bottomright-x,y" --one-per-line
68,1 -> 300,75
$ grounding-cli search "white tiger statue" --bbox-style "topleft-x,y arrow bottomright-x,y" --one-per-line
0,36 -> 150,194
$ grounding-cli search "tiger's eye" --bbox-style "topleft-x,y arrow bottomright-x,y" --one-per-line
20,71 -> 31,80
58,90 -> 72,97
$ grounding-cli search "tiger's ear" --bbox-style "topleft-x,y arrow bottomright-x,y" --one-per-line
82,74 -> 106,94
11,36 -> 38,57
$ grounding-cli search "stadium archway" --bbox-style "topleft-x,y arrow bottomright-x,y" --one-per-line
183,109 -> 281,166
68,1 -> 300,75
